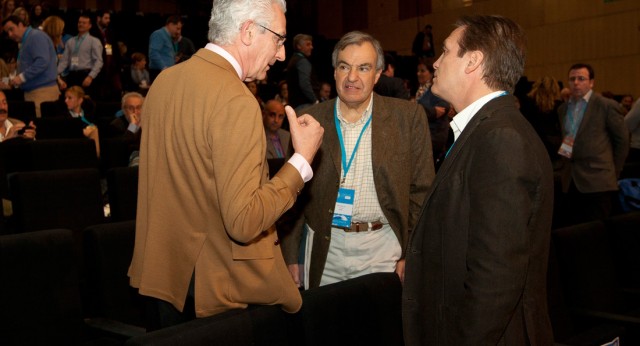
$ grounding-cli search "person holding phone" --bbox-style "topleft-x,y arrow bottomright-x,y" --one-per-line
0,90 -> 36,142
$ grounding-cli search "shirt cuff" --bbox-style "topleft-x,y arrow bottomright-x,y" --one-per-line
18,73 -> 26,82
127,123 -> 140,133
288,153 -> 313,183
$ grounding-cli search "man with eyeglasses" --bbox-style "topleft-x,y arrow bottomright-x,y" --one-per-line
556,63 -> 629,226
281,31 -> 434,290
128,0 -> 324,327
109,92 -> 144,142
286,33 -> 320,111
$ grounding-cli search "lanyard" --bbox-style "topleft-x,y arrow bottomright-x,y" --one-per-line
73,34 -> 87,55
334,101 -> 372,184
70,109 -> 93,126
17,27 -> 32,61
565,99 -> 587,137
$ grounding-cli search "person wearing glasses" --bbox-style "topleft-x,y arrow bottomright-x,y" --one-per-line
281,31 -> 434,290
556,63 -> 629,226
128,0 -> 324,327
286,33 -> 320,112
109,92 -> 143,140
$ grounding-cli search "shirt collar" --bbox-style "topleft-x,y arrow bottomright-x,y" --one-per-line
570,89 -> 593,104
336,96 -> 374,126
205,43 -> 243,80
1,118 -> 13,141
450,90 -> 506,141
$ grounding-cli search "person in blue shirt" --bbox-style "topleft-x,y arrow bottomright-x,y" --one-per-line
148,15 -> 182,83
2,15 -> 59,117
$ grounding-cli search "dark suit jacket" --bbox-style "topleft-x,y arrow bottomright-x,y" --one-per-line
265,128 -> 291,160
556,93 -> 629,193
403,95 -> 554,345
374,74 -> 410,100
281,94 -> 435,288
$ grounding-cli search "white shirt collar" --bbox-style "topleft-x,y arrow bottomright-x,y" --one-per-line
450,90 -> 506,142
205,43 -> 243,80
0,118 -> 13,142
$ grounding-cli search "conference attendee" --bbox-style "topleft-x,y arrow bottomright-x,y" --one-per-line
57,14 -> 103,97
403,15 -> 555,345
91,10 -> 122,101
285,33 -> 319,111
282,31 -> 434,289
148,15 -> 182,83
556,63 -> 629,225
128,0 -> 324,329
373,53 -> 409,100
109,91 -> 143,141
64,86 -> 100,157
2,15 -> 59,117
263,99 -> 291,159
0,89 -> 36,142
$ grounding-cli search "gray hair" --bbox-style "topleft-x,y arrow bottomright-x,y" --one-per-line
121,92 -> 145,110
208,0 -> 286,46
331,31 -> 385,71
293,33 -> 312,49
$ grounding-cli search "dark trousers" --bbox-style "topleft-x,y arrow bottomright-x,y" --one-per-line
564,182 -> 614,226
145,272 -> 196,331
63,70 -> 97,97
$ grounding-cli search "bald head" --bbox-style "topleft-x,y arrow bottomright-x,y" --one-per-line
262,100 -> 285,134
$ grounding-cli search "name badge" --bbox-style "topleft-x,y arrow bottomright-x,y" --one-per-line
558,136 -> 574,159
105,43 -> 113,56
331,187 -> 355,229
71,56 -> 80,67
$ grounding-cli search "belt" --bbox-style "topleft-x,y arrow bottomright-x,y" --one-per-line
342,221 -> 384,233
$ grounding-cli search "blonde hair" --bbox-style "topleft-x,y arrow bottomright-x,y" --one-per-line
41,15 -> 65,47
66,85 -> 86,100
527,76 -> 560,113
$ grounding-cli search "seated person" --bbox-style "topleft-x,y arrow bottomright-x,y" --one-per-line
64,86 -> 100,157
0,90 -> 36,142
109,92 -> 143,141
129,52 -> 150,93
262,99 -> 291,160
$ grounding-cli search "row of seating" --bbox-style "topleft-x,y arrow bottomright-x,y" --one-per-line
550,210 -> 640,345
1,209 -> 638,345
1,167 -> 138,235
0,223 -> 144,345
0,221 -> 402,345
8,99 -> 122,121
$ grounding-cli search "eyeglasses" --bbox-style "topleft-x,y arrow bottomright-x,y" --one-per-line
569,76 -> 589,82
256,23 -> 286,47
125,105 -> 143,112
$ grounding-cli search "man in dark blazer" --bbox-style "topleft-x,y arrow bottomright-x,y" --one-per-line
373,53 -> 410,100
263,99 -> 291,159
403,15 -> 554,345
282,31 -> 434,289
556,63 -> 629,226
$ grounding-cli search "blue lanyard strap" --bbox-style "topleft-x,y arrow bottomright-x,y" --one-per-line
17,27 -> 32,61
73,34 -> 87,55
334,102 -> 373,181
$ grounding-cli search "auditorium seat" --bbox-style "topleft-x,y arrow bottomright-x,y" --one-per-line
0,229 -> 85,344
83,221 -> 146,339
8,168 -> 105,233
106,166 -> 139,222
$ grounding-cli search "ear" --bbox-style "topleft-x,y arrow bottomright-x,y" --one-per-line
239,21 -> 254,46
464,50 -> 484,74
373,69 -> 382,85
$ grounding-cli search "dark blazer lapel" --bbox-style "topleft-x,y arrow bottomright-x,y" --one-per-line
323,100 -> 342,177
371,94 -> 390,179
574,94 -> 598,142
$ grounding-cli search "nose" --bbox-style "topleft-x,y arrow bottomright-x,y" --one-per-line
275,45 -> 285,61
347,68 -> 358,81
